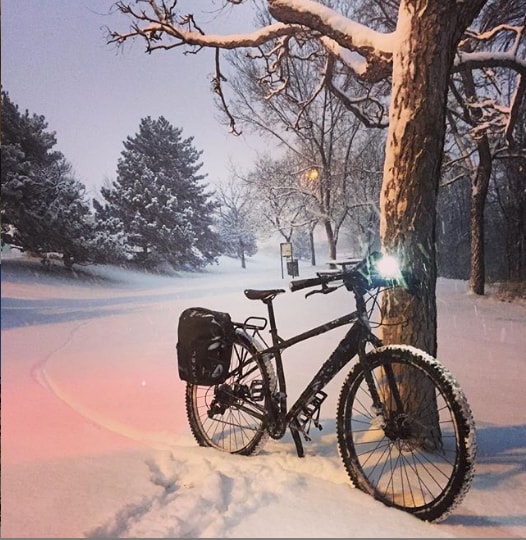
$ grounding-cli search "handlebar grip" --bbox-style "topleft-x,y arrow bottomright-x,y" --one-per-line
289,272 -> 345,292
289,276 -> 325,292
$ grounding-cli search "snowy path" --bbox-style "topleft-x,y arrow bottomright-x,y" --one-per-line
2,255 -> 525,538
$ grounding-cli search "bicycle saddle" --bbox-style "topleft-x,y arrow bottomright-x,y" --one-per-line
244,288 -> 286,301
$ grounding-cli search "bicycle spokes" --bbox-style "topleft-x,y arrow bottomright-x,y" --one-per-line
353,377 -> 456,502
337,347 -> 475,522
185,337 -> 276,455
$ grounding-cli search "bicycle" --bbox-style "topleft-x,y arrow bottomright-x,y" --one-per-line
182,251 -> 477,522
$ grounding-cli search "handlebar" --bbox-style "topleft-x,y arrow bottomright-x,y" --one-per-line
289,252 -> 414,296
289,273 -> 343,292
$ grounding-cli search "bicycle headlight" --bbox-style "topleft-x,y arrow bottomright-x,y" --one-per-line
375,254 -> 402,280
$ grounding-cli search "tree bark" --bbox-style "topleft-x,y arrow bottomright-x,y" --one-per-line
324,218 -> 337,261
506,156 -> 526,281
380,0 -> 486,356
239,239 -> 246,269
309,227 -> 316,266
458,62 -> 493,296
469,137 -> 492,295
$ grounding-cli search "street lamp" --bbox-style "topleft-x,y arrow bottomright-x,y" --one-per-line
305,166 -> 319,187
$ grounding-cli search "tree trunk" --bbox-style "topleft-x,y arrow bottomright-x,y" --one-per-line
459,62 -> 493,296
469,136 -> 492,295
309,228 -> 316,266
380,0 -> 485,356
239,239 -> 246,269
324,218 -> 337,261
379,0 -> 486,450
504,154 -> 526,282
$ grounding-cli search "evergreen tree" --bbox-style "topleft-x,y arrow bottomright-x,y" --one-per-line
94,116 -> 221,270
1,90 -> 94,267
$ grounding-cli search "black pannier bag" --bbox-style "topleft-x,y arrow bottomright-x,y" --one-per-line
176,307 -> 235,385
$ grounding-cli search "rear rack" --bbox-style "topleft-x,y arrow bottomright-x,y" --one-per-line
233,316 -> 267,332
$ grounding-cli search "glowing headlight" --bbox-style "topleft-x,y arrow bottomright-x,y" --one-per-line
376,254 -> 402,279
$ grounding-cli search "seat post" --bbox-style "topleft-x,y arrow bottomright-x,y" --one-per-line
262,296 -> 288,433
263,298 -> 280,347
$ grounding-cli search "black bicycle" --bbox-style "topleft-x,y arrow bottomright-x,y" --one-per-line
183,252 -> 477,522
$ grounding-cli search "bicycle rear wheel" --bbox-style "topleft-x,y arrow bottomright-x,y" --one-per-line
336,345 -> 476,522
185,330 -> 276,455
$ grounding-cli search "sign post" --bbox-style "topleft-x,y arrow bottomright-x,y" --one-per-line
280,242 -> 298,278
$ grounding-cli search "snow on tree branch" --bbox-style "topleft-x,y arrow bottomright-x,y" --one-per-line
267,0 -> 394,82
109,1 -> 304,51
109,0 -> 394,80
454,51 -> 526,76
452,12 -> 526,147
109,1 -> 524,145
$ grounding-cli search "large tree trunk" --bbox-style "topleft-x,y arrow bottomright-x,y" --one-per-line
380,0 -> 486,356
379,1 -> 487,451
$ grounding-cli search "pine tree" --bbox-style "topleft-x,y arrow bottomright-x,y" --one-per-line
94,116 -> 221,270
1,90 -> 94,267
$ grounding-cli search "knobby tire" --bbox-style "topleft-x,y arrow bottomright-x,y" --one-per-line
336,345 -> 476,522
185,330 -> 276,455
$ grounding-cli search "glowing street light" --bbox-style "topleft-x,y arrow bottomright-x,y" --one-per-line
306,167 -> 319,183
301,166 -> 319,190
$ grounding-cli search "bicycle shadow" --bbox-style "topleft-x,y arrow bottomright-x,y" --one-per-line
283,419 -> 526,530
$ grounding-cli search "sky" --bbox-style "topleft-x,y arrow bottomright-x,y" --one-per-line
2,249 -> 526,538
1,0 -> 264,198
4,0 -> 520,208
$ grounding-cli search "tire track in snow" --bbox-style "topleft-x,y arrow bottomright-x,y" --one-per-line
30,319 -> 182,452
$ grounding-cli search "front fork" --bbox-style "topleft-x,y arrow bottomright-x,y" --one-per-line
356,332 -> 406,431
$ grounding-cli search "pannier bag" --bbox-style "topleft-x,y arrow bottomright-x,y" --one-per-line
176,307 -> 235,385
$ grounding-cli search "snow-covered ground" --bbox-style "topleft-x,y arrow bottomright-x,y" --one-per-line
1,251 -> 525,538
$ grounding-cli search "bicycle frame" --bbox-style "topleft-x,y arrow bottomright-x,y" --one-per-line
235,294 -> 385,457
182,252 -> 477,522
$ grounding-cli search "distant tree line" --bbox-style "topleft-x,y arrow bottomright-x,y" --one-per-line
1,90 -> 254,271
1,83 -> 524,288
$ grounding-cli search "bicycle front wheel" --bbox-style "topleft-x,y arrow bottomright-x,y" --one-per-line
336,345 -> 476,522
185,330 -> 276,455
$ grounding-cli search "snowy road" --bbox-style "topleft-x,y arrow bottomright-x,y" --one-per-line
2,254 -> 525,538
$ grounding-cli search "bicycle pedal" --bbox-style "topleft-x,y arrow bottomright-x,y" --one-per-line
249,380 -> 265,401
297,390 -> 327,429
297,414 -> 324,432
